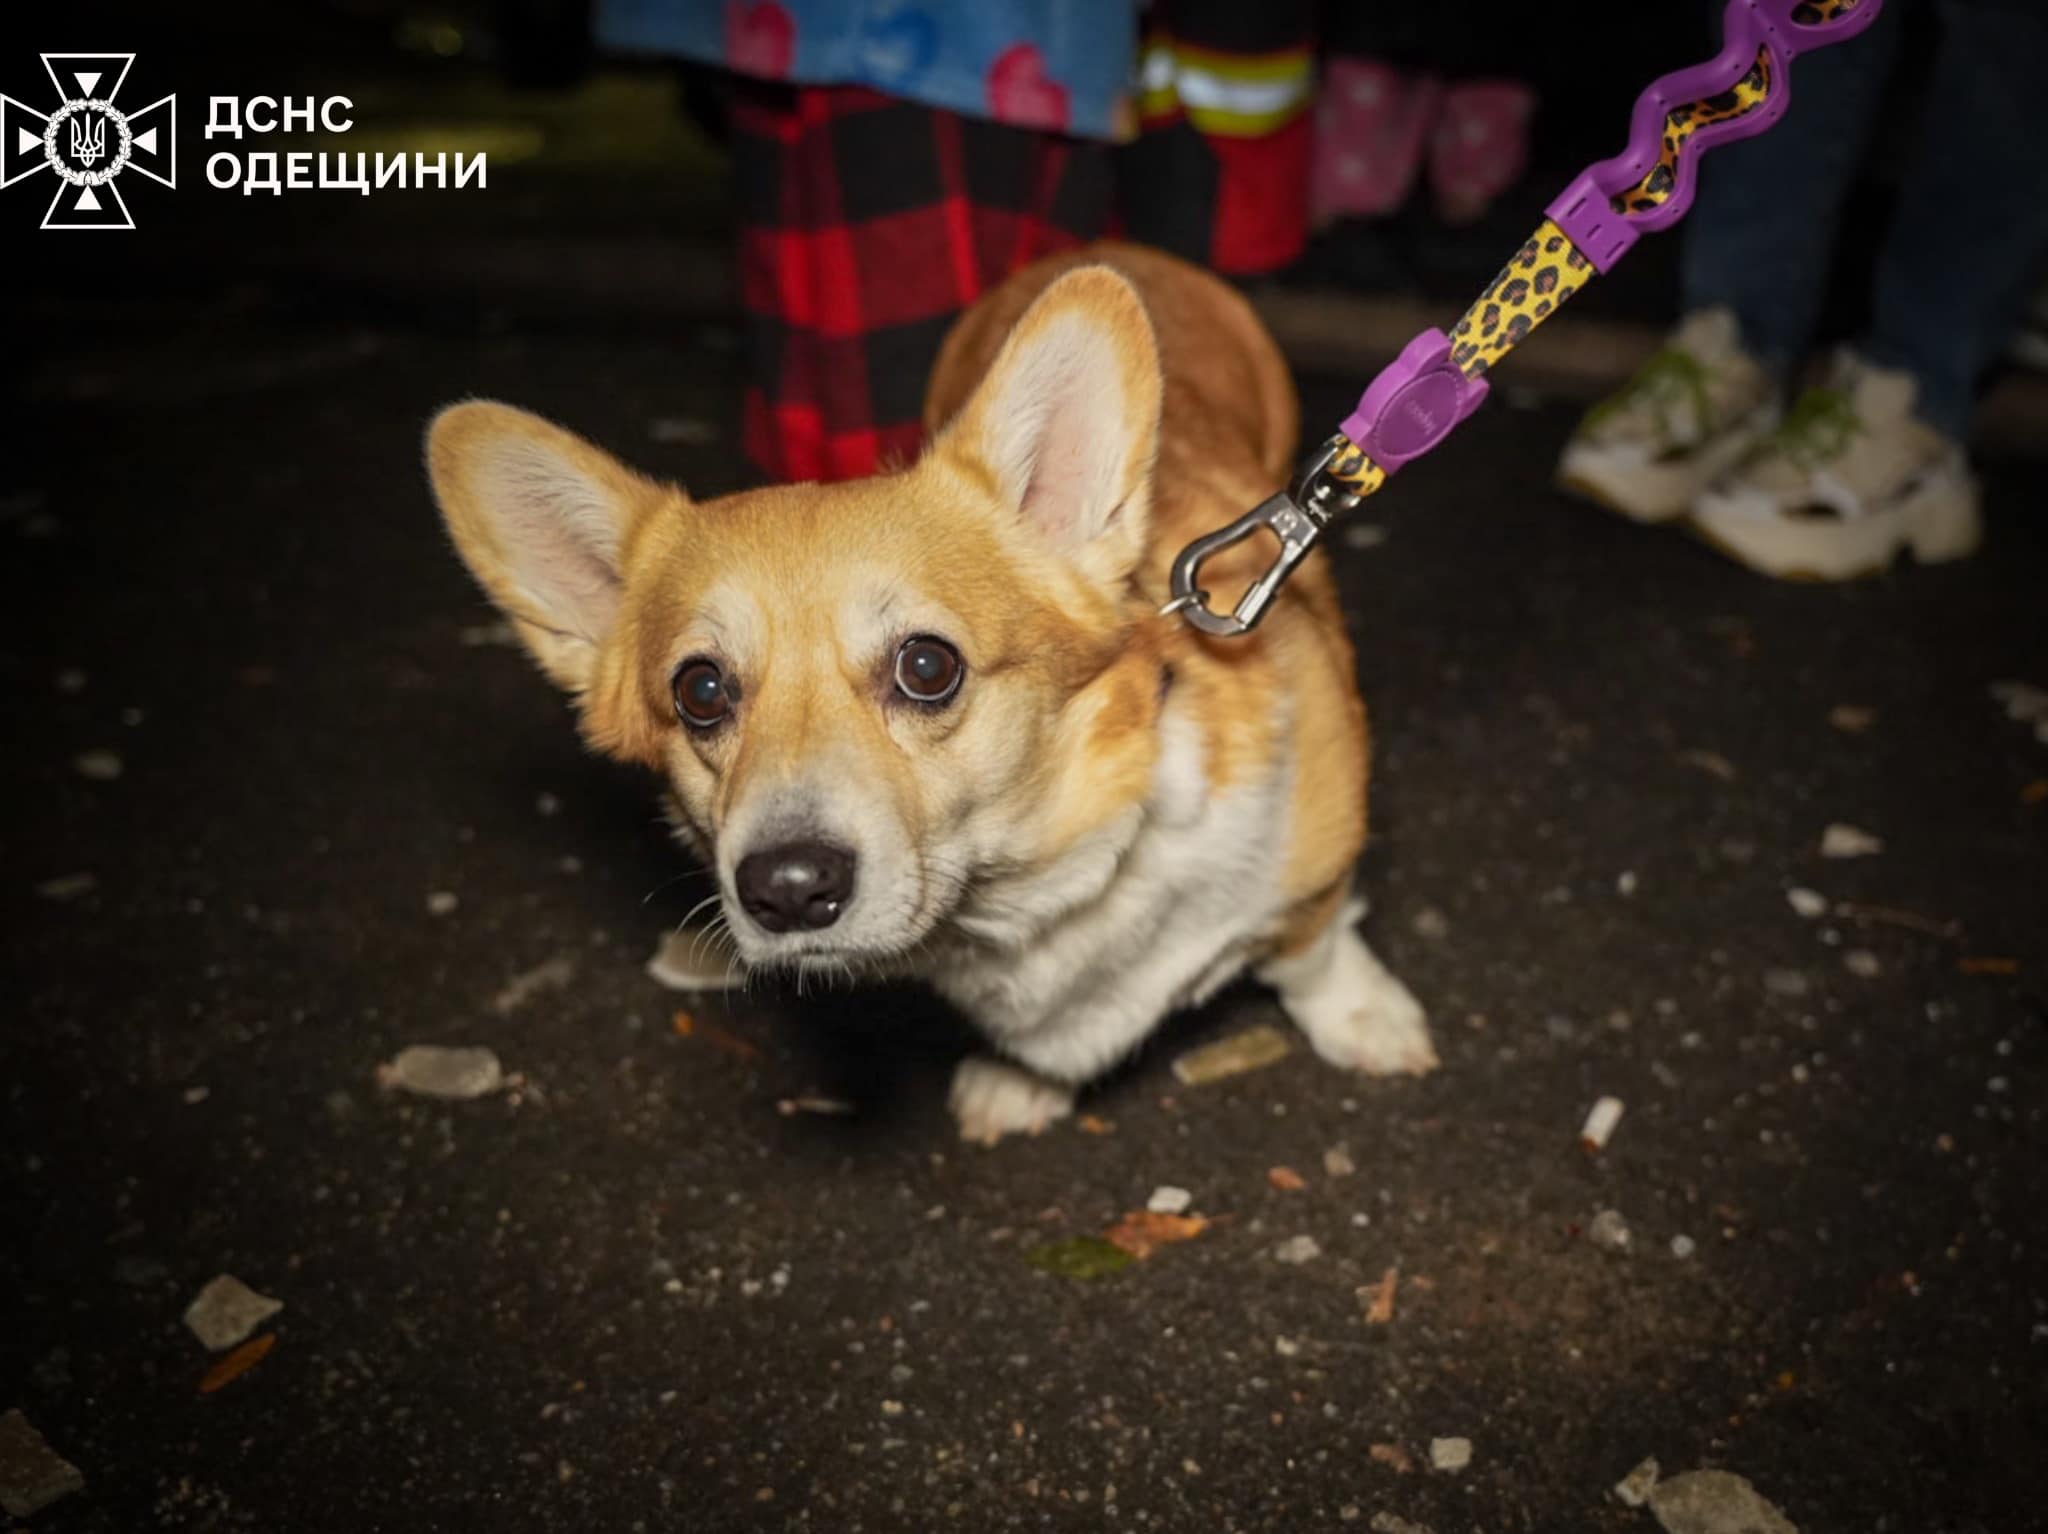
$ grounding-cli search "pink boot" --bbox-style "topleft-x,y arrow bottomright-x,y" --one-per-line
1310,59 -> 1442,228
1429,80 -> 1535,225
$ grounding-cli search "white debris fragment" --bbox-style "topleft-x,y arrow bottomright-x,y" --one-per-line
1617,870 -> 1639,897
491,954 -> 577,1015
776,1095 -> 856,1117
534,791 -> 562,817
1410,906 -> 1451,941
1273,1335 -> 1301,1357
1369,1515 -> 1434,1534
35,872 -> 97,901
1580,1095 -> 1625,1151
1147,1185 -> 1193,1215
378,1044 -> 504,1100
1785,887 -> 1828,919
73,748 -> 123,781
1763,968 -> 1810,998
1341,522 -> 1388,550
1587,1209 -> 1632,1252
458,619 -> 519,647
1820,823 -> 1883,859
1670,1234 -> 1697,1260
1647,1469 -> 1798,1534
55,668 -> 88,694
1613,1457 -> 1661,1507
183,1274 -> 284,1352
1273,1235 -> 1322,1265
425,890 -> 460,916
1428,1437 -> 1472,1472
647,929 -> 739,992
1322,1144 -> 1357,1179
1990,681 -> 2048,745
0,1409 -> 85,1518
1843,949 -> 1882,979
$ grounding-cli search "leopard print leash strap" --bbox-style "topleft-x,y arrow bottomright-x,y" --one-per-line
1165,0 -> 1886,637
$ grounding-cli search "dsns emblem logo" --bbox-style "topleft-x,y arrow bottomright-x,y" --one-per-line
1,53 -> 175,229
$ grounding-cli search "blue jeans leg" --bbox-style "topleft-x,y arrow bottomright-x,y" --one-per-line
1859,0 -> 2048,440
1678,0 -> 1905,376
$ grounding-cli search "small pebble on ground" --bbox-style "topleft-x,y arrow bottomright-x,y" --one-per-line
0,1409 -> 85,1518
183,1274 -> 285,1351
378,1044 -> 504,1100
1647,1469 -> 1797,1534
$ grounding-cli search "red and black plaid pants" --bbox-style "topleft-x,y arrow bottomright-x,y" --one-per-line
731,2 -> 1316,482
733,85 -> 1113,482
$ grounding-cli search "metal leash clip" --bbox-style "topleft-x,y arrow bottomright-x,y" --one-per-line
1161,437 -> 1362,637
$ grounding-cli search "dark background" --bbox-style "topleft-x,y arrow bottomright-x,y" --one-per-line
4,5 -> 2044,1531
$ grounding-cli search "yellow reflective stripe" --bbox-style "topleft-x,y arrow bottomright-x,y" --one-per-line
1138,40 -> 1313,134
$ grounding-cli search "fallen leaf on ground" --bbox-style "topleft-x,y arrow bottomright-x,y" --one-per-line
1103,1210 -> 1210,1259
1362,1266 -> 1399,1325
1959,956 -> 2019,976
1368,1442 -> 1416,1474
1172,1024 -> 1292,1086
199,1333 -> 277,1394
1828,704 -> 1876,733
1076,1114 -> 1115,1135
1267,1165 -> 1307,1192
672,1011 -> 762,1063
1025,1236 -> 1134,1279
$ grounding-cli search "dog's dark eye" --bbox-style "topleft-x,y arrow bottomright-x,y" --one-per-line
894,636 -> 964,705
672,658 -> 733,728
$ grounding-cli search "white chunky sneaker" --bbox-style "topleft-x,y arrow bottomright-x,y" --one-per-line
1556,307 -> 1779,523
1688,354 -> 1981,581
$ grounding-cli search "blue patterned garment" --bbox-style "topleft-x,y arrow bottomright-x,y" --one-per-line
598,0 -> 1138,141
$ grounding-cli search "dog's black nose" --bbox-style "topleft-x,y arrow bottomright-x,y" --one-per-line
735,840 -> 857,933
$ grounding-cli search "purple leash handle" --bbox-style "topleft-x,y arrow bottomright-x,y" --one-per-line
1166,0 -> 1886,637
1549,0 -> 1886,272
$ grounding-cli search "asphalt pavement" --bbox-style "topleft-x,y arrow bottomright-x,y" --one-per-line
5,67 -> 2048,1534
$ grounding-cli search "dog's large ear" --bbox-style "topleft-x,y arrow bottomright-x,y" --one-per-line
426,401 -> 667,695
936,266 -> 1161,589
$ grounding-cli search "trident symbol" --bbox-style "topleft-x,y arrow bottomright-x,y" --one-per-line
70,112 -> 105,167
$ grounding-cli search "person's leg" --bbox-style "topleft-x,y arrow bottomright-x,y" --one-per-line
1679,0 -> 1906,375
733,84 -> 1112,484
1557,2 -> 1907,523
1120,0 -> 1318,276
1859,0 -> 2048,440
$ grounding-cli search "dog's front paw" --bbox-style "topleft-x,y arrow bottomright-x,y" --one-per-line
949,1056 -> 1075,1147
1305,986 -> 1440,1077
1269,925 -> 1438,1078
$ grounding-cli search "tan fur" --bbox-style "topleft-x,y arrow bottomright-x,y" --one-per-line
927,243 -> 1367,921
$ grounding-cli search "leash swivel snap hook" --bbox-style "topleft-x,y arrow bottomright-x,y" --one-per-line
1164,437 -> 1359,637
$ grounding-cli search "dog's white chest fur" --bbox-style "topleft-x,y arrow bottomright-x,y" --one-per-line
928,700 -> 1292,1084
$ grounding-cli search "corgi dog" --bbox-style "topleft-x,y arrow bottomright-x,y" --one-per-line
426,242 -> 1434,1144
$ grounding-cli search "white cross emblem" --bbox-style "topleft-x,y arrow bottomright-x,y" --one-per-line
1,53 -> 175,230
